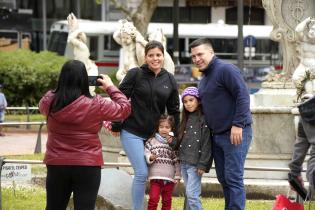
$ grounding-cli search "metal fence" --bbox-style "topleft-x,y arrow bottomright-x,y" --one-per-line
5,107 -> 40,129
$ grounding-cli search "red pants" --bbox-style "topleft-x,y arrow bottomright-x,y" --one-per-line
147,179 -> 175,210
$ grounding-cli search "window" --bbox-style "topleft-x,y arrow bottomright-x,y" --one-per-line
104,35 -> 120,51
226,6 -> 264,25
89,36 -> 98,60
151,7 -> 172,22
211,38 -> 238,59
47,31 -> 68,55
152,6 -> 211,23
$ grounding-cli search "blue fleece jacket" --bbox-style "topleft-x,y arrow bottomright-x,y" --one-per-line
198,56 -> 252,134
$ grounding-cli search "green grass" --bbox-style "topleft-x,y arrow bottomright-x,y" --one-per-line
165,197 -> 274,210
2,187 -> 46,210
2,187 -> 275,210
5,114 -> 45,122
4,190 -> 312,210
4,153 -> 45,160
4,114 -> 46,131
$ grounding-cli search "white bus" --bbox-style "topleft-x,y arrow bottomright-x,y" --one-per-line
47,19 -> 281,79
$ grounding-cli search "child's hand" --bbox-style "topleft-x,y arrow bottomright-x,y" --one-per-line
174,179 -> 181,184
197,169 -> 205,176
167,131 -> 174,143
166,136 -> 173,144
110,131 -> 120,137
149,154 -> 157,162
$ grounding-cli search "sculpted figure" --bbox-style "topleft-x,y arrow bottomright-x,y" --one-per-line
113,20 -> 139,81
113,20 -> 175,81
292,17 -> 315,98
67,13 -> 98,94
136,28 -> 175,75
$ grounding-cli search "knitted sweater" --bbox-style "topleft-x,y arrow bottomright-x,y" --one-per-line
144,136 -> 181,182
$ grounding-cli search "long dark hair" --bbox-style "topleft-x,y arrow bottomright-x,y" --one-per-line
175,98 -> 202,149
49,60 -> 92,114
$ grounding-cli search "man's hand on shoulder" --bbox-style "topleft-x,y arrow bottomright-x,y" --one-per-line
230,126 -> 242,145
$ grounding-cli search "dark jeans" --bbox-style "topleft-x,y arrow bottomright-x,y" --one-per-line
213,125 -> 252,210
46,165 -> 101,210
148,179 -> 175,210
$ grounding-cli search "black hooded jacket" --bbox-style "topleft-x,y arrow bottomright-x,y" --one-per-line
119,64 -> 180,139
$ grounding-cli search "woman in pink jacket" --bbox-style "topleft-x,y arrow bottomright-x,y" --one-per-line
39,60 -> 131,210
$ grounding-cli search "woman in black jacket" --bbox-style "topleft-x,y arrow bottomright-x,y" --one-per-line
115,40 -> 180,210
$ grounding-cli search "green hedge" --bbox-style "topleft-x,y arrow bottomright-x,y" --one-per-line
0,49 -> 67,106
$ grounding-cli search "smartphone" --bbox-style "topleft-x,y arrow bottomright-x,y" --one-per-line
88,76 -> 102,86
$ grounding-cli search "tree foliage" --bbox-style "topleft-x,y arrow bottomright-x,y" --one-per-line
0,49 -> 66,106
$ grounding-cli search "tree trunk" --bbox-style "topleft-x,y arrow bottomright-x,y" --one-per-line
132,0 -> 158,35
109,0 -> 159,36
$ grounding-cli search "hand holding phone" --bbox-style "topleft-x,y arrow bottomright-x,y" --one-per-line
89,74 -> 114,90
88,76 -> 103,86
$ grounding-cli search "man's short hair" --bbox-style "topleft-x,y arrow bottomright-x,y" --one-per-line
189,38 -> 213,50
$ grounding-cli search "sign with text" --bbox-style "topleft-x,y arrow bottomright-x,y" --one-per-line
1,164 -> 32,181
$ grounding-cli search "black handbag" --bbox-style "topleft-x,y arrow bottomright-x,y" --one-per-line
287,173 -> 309,200
111,121 -> 123,132
298,96 -> 315,125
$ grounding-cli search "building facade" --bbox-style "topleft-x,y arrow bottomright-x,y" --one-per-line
0,0 -> 270,52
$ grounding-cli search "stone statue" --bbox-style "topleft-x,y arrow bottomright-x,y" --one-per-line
292,17 -> 315,99
135,28 -> 175,75
67,13 -> 98,94
113,19 -> 139,81
113,19 -> 175,81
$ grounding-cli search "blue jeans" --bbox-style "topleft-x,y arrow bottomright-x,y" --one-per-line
120,129 -> 148,210
213,126 -> 252,210
181,162 -> 203,210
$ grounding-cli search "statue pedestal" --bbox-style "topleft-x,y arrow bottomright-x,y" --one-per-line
251,81 -> 296,107
248,81 -> 300,180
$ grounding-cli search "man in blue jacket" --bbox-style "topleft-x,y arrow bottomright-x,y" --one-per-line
190,38 -> 252,210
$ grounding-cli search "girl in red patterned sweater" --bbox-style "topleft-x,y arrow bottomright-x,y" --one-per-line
144,114 -> 181,210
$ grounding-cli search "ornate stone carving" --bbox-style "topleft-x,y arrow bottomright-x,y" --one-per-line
135,28 -> 175,76
262,0 -> 315,85
292,17 -> 315,99
113,20 -> 139,81
113,19 -> 175,81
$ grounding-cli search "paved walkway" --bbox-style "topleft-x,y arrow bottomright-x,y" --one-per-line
0,131 -> 47,156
